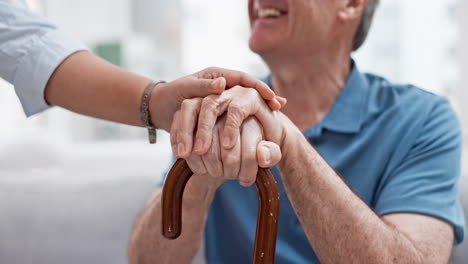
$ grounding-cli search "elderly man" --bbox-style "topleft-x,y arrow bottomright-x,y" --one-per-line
129,0 -> 465,263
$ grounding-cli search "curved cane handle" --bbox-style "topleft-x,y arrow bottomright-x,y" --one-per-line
162,158 -> 280,264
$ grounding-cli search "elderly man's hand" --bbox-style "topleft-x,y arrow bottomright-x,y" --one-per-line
174,86 -> 288,158
171,86 -> 291,186
171,98 -> 282,187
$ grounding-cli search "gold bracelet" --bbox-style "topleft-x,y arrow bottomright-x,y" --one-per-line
140,80 -> 166,144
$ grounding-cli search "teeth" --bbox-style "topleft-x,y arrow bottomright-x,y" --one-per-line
258,8 -> 282,19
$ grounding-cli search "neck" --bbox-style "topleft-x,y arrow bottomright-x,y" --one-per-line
264,49 -> 352,131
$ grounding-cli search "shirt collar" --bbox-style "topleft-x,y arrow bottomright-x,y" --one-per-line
318,63 -> 369,134
266,62 -> 369,136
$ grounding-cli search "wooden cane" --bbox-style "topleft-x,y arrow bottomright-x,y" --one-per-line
162,158 -> 280,264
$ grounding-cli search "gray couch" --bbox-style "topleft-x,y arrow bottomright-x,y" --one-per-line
0,133 -> 171,264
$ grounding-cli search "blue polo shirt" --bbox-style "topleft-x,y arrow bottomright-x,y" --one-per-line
198,64 -> 465,263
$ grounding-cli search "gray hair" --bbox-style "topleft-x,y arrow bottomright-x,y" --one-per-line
352,0 -> 380,51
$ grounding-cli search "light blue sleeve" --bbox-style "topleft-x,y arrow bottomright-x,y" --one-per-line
0,0 -> 87,116
375,97 -> 465,243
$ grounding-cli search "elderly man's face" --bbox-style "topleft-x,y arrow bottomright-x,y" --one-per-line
248,0 -> 339,56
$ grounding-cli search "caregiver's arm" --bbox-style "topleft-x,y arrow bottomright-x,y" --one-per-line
45,51 -> 282,131
186,87 -> 456,263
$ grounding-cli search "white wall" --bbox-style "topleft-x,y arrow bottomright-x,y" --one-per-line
355,0 -> 459,96
44,0 -> 131,45
181,0 -> 268,77
458,0 -> 468,142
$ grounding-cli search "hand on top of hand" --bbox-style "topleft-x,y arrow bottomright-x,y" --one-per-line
151,67 -> 286,132
170,86 -> 288,187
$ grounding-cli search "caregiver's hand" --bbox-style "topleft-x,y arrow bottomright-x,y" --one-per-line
171,104 -> 281,187
174,86 -> 286,158
150,68 -> 286,132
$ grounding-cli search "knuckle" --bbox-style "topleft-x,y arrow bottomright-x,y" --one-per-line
246,88 -> 257,95
201,68 -> 213,78
206,171 -> 219,179
177,129 -> 192,143
170,127 -> 177,138
229,102 -> 243,112
175,131 -> 182,142
180,100 -> 188,109
241,159 -> 257,176
197,122 -> 211,133
190,165 -> 204,175
201,96 -> 217,108
223,153 -> 239,167
246,89 -> 261,102
224,121 -> 240,132
205,104 -> 218,117
243,151 -> 257,166
204,161 -> 218,176
250,87 -> 261,96
204,143 -> 219,160
228,103 -> 245,120
203,67 -> 221,79
205,150 -> 218,163
202,160 -> 221,179
180,101 -> 191,113
201,101 -> 219,115
186,161 -> 205,175
181,98 -> 198,111
178,131 -> 190,141
246,87 -> 261,97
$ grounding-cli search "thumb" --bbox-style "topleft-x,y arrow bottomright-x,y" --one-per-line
179,77 -> 226,99
257,141 -> 282,168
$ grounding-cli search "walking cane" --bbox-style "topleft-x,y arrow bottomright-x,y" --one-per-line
162,158 -> 280,264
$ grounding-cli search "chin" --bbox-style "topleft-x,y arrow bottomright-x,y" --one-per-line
248,33 -> 278,55
249,38 -> 264,54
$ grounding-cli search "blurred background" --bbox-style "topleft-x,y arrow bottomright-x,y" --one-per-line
0,0 -> 467,263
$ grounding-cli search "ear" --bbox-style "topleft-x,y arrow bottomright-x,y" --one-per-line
337,0 -> 368,22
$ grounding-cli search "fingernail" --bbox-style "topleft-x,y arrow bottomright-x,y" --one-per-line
178,143 -> 185,156
194,139 -> 204,153
222,135 -> 233,148
262,146 -> 271,164
212,78 -> 224,90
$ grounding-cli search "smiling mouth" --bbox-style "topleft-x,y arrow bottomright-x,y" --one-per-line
257,7 -> 287,19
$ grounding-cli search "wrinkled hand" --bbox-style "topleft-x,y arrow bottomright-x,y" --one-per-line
171,99 -> 282,187
151,67 -> 286,132
174,86 -> 286,160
